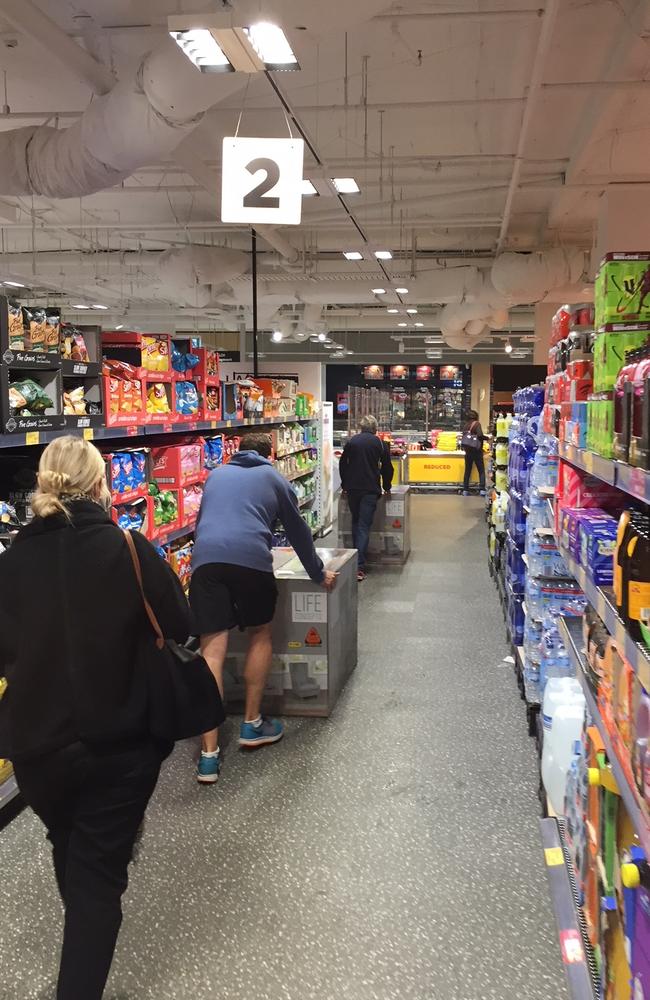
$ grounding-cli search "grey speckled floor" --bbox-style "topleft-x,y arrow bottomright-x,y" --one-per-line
0,495 -> 568,1000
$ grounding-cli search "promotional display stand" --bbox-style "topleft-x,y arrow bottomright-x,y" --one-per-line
225,548 -> 358,717
337,485 -> 411,565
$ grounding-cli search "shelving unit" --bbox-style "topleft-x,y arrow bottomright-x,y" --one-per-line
560,615 -> 650,857
559,441 -> 650,504
0,773 -> 19,810
539,816 -> 598,1000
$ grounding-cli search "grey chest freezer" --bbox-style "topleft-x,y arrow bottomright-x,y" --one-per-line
225,547 -> 358,718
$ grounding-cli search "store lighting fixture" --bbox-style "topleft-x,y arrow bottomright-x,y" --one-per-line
168,18 -> 299,73
387,308 -> 399,314
317,332 -> 327,342
346,350 -> 354,355
371,288 -> 386,295
309,335 -> 321,343
395,287 -> 408,294
323,343 -> 334,349
71,304 -> 90,309
301,179 -> 318,196
115,324 -> 124,330
271,330 -> 283,342
406,307 -> 417,315
374,250 -> 392,260
332,178 -> 360,194
3,280 -> 24,287
504,340 -> 513,354
414,322 -> 424,328
92,304 -> 108,310
398,322 -> 408,328
343,251 -> 363,260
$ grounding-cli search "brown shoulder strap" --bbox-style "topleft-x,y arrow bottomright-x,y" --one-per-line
122,529 -> 165,650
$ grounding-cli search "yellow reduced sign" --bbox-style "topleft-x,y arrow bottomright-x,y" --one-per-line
406,453 -> 478,485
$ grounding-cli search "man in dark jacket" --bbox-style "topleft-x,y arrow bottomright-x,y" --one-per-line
190,433 -> 337,784
339,415 -> 393,581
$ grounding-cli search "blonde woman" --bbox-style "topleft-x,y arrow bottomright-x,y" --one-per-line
0,436 -> 190,1000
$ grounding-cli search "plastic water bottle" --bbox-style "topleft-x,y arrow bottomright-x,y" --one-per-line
542,676 -> 582,735
542,699 -> 586,815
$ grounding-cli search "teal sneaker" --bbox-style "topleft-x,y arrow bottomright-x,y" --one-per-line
239,717 -> 284,749
197,750 -> 222,784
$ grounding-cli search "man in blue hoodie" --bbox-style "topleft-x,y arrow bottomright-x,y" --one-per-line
190,433 -> 337,784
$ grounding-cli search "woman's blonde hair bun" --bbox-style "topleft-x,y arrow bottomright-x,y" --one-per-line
31,436 -> 109,519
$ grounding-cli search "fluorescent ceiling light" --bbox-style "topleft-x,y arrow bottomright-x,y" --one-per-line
271,330 -> 283,342
414,322 -> 424,328
243,22 -> 298,68
504,340 -> 513,354
346,350 -> 354,355
343,251 -> 363,260
3,280 -> 24,287
309,335 -> 321,343
406,307 -> 418,315
317,332 -> 327,342
170,29 -> 231,72
398,322 -> 407,327
115,324 -> 124,330
323,343 -> 334,349
332,177 -> 360,194
371,288 -> 386,295
71,304 -> 90,309
92,304 -> 108,310
301,179 -> 318,196
395,286 -> 408,294
374,250 -> 392,260
387,308 -> 399,314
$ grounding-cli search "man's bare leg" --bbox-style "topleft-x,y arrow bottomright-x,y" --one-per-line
243,623 -> 274,722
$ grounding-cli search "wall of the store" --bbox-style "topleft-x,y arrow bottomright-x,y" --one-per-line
220,361 -> 323,400
470,362 -> 491,428
492,364 -> 546,392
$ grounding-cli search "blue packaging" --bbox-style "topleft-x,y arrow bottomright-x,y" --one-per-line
578,516 -> 617,586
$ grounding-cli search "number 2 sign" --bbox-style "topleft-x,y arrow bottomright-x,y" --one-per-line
221,136 -> 305,225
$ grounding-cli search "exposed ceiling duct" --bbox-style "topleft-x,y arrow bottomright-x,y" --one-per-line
158,247 -> 250,309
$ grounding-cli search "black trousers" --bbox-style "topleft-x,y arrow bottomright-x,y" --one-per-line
14,739 -> 162,1000
463,448 -> 486,490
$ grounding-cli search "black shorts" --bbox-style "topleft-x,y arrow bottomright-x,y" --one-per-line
189,563 -> 278,635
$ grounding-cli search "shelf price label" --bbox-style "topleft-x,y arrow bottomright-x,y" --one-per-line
25,431 -> 40,446
83,428 -> 94,441
544,847 -> 564,867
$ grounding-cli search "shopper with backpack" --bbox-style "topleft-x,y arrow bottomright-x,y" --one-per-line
461,408 -> 487,495
0,436 -> 194,1000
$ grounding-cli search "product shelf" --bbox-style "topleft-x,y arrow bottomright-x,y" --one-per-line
275,445 -> 316,459
298,494 -> 316,508
539,816 -> 598,1000
559,442 -> 650,504
0,773 -> 19,810
559,615 -> 650,858
285,465 -> 317,482
555,543 -> 650,691
0,414 -> 318,449
154,522 -> 196,548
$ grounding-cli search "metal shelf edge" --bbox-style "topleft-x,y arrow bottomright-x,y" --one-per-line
0,774 -> 19,810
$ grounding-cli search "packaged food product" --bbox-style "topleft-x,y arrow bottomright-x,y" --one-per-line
205,385 -> 220,413
63,385 -> 88,415
175,381 -> 199,416
8,378 -> 54,415
147,383 -> 171,415
142,335 -> 169,372
61,324 -> 90,363
24,307 -> 47,352
45,309 -> 61,354
8,299 -> 24,350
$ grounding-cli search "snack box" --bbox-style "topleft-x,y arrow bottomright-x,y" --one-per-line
145,381 -> 174,424
178,482 -> 204,528
149,488 -> 180,541
102,374 -> 146,427
222,381 -> 243,421
152,444 -> 204,487
102,331 -> 172,375
111,495 -> 152,538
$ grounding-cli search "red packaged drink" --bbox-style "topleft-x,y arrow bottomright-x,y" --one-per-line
551,305 -> 571,346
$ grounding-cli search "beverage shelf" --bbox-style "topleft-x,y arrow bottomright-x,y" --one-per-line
539,816 -> 598,1000
559,442 -> 650,504
555,544 -> 650,691
559,615 -> 650,858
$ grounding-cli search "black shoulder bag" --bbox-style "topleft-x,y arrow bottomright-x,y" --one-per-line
461,420 -> 482,451
123,530 -> 225,742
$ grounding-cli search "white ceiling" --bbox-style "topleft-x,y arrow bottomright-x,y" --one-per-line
0,0 -> 648,363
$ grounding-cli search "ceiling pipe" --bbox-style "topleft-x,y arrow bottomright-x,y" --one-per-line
373,8 -> 542,23
497,0 -> 562,251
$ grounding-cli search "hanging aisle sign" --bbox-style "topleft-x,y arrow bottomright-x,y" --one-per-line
221,136 -> 304,225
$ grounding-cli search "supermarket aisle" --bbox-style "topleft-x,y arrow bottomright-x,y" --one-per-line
0,495 -> 567,1000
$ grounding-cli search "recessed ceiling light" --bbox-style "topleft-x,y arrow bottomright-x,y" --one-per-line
301,179 -> 318,196
115,324 -> 125,330
309,335 -> 321,343
374,250 -> 392,260
3,280 -> 25,288
332,177 -> 360,194
387,308 -> 399,314
323,343 -> 334,349
414,322 -> 424,328
371,288 -> 386,295
395,287 -> 408,294
406,307 -> 417,315
317,332 -> 327,342
504,340 -> 513,354
92,304 -> 108,310
71,304 -> 90,309
271,330 -> 283,342
346,350 -> 354,355
343,251 -> 363,260
169,29 -> 231,72
398,322 -> 407,327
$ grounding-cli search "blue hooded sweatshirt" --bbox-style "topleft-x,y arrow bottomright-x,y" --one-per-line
191,451 -> 325,583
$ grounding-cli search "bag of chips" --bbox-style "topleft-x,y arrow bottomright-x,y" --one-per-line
8,378 -> 54,415
175,381 -> 199,416
45,309 -> 61,354
147,383 -> 171,415
63,386 -> 87,415
8,299 -> 24,350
